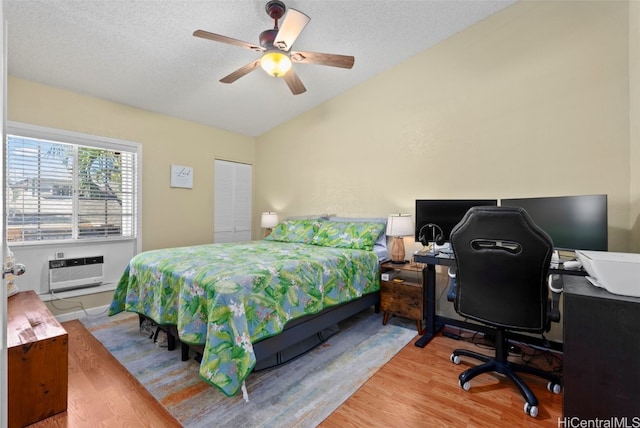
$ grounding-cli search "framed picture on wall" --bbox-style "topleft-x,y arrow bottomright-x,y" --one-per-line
170,164 -> 193,189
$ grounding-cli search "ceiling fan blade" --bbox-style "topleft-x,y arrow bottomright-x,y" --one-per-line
274,9 -> 310,52
193,30 -> 264,52
220,60 -> 261,84
290,51 -> 354,69
283,70 -> 306,95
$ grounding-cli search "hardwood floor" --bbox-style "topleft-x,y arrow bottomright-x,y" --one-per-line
28,320 -> 181,428
321,329 -> 563,428
28,320 -> 562,427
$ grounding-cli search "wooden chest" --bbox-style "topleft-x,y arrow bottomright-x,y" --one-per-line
7,290 -> 68,428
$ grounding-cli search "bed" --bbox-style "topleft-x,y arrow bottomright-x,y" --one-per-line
108,217 -> 389,397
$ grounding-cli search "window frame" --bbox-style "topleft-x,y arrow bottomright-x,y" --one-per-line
5,121 -> 142,247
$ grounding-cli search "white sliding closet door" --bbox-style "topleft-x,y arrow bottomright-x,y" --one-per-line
214,159 -> 252,243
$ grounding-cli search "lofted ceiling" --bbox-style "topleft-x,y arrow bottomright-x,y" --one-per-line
5,0 -> 516,137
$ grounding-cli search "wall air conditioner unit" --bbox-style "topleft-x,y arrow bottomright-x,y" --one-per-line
49,256 -> 104,292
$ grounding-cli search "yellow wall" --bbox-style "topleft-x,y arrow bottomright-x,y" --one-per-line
7,77 -> 255,315
8,76 -> 255,251
257,0 -> 632,254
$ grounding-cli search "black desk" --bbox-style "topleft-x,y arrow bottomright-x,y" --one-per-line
412,252 -> 587,348
413,253 -> 454,347
562,275 -> 640,419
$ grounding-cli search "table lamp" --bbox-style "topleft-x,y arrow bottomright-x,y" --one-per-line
261,212 -> 279,237
386,214 -> 414,264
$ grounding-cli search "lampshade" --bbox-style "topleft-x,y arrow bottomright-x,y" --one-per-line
261,212 -> 279,229
260,51 -> 292,77
386,214 -> 414,237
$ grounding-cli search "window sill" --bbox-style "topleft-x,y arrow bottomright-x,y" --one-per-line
9,236 -> 136,248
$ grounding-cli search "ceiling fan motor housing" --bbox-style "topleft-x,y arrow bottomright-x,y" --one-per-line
265,0 -> 286,21
259,29 -> 278,49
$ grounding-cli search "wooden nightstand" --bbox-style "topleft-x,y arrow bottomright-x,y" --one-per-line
379,261 -> 425,334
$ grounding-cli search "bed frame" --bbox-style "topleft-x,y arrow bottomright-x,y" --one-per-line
142,291 -> 380,371
251,290 -> 380,370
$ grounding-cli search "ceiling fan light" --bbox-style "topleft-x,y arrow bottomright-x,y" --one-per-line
260,51 -> 292,77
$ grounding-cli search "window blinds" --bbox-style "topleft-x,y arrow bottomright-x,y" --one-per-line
6,134 -> 137,243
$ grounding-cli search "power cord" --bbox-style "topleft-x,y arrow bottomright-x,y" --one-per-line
48,290 -> 110,318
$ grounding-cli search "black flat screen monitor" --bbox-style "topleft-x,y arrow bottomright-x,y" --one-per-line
500,194 -> 608,251
415,199 -> 498,244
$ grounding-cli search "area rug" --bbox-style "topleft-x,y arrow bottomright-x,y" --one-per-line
81,307 -> 417,427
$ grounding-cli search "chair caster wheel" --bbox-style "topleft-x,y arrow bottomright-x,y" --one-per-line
547,381 -> 562,394
524,403 -> 538,418
459,379 -> 471,391
450,353 -> 461,364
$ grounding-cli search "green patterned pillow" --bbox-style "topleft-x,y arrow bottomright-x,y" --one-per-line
311,221 -> 385,251
264,219 -> 322,243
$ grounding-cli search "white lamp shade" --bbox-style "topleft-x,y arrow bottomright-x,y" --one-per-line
386,214 -> 414,237
261,212 -> 279,228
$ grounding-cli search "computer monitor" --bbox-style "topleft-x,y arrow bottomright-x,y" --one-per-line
500,194 -> 608,251
415,199 -> 498,244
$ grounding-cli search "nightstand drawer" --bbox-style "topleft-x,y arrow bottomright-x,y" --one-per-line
380,280 -> 423,321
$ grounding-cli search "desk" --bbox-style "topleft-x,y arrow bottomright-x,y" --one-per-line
562,275 -> 640,419
412,252 -> 587,348
412,253 -> 454,347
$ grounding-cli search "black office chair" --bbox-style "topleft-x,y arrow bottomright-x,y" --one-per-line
448,206 -> 562,418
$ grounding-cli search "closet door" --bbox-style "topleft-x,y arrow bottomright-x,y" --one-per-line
214,160 -> 252,243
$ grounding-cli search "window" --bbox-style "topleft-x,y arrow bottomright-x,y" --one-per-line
6,124 -> 139,243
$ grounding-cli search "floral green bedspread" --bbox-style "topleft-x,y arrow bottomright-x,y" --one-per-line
108,240 -> 380,396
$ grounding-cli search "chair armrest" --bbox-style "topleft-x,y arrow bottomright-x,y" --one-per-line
447,264 -> 457,302
447,264 -> 457,278
548,273 -> 564,293
547,274 -> 563,324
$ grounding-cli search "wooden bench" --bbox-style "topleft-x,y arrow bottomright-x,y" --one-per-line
7,290 -> 68,427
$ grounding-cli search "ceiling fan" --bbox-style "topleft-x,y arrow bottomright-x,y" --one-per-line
193,0 -> 355,95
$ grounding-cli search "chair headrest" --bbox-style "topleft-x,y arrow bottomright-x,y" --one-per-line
452,206 -> 553,251
450,205 -> 555,331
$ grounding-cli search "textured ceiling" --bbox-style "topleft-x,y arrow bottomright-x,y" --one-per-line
5,0 -> 516,137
